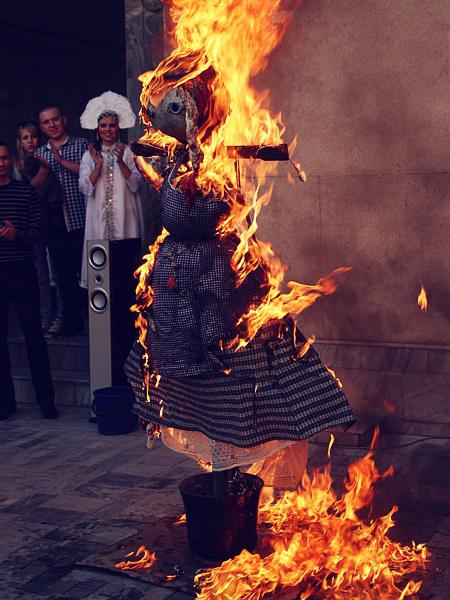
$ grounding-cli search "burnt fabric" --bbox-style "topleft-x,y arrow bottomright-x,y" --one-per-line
145,157 -> 262,376
127,156 -> 356,447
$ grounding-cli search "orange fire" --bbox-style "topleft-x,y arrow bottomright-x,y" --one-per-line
132,229 -> 169,401
195,431 -> 429,599
115,545 -> 157,571
325,365 -> 344,390
132,0 -> 351,381
417,283 -> 428,312
174,512 -> 187,526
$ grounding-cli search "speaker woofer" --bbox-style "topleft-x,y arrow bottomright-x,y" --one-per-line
90,288 -> 108,313
89,245 -> 107,270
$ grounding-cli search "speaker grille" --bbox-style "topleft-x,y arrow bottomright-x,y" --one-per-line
89,245 -> 107,269
90,288 -> 108,313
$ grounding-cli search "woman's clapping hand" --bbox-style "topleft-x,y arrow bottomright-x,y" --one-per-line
88,144 -> 103,166
113,143 -> 125,165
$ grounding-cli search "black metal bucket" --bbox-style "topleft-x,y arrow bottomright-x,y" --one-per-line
179,472 -> 264,560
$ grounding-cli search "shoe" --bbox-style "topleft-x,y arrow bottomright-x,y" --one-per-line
41,404 -> 59,419
51,321 -> 84,337
41,319 -> 52,332
46,318 -> 63,336
0,404 -> 17,421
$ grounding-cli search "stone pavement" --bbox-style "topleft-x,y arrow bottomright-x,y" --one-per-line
1,405 -> 449,599
0,406 -> 195,600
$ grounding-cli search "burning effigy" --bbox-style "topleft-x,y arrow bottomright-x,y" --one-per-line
120,0 -> 429,597
126,0 -> 354,487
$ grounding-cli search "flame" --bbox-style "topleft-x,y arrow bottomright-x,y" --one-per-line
417,283 -> 427,312
134,155 -> 164,191
197,459 -> 213,473
325,365 -> 344,390
115,545 -> 157,571
229,267 -> 351,350
174,513 -> 187,526
327,433 -> 334,460
131,229 -> 169,402
139,1 -> 290,154
295,335 -> 316,361
132,1 -> 351,398
195,434 -> 429,599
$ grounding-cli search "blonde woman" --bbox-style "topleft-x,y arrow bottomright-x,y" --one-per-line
15,121 -> 65,332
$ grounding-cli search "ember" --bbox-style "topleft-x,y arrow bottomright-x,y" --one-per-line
174,513 -> 187,526
195,431 -> 429,599
417,283 -> 428,312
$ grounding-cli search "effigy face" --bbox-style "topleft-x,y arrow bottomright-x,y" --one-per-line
146,88 -> 187,144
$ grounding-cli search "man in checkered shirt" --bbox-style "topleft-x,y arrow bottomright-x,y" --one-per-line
37,106 -> 88,336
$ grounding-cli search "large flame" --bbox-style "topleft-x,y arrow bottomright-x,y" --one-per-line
195,431 -> 429,599
132,0 -> 350,390
113,433 -> 429,597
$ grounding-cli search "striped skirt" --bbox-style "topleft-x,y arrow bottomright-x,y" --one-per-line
126,318 -> 355,448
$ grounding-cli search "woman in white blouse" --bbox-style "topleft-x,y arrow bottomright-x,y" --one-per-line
79,91 -> 143,288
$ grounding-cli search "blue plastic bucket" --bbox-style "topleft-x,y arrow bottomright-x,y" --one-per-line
92,386 -> 137,435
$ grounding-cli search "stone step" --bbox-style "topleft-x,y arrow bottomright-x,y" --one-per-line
12,368 -> 90,408
311,415 -> 384,447
8,335 -> 89,373
383,416 -> 450,438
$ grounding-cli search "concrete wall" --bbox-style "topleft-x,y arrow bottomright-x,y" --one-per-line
125,0 -> 449,430
255,0 -> 449,428
257,0 -> 449,344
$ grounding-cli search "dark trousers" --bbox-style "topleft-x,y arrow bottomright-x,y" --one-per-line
0,260 -> 55,409
68,227 -> 87,315
67,228 -> 84,281
47,226 -> 84,326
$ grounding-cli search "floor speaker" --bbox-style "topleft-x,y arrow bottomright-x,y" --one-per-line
87,238 -> 141,402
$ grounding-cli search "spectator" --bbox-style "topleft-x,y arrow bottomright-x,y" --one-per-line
79,91 -> 143,288
15,121 -> 64,333
36,106 -> 87,335
0,142 -> 57,420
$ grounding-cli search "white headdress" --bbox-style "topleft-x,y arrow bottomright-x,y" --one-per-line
80,91 -> 136,129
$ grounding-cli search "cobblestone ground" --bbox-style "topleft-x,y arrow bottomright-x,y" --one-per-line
1,405 -> 449,599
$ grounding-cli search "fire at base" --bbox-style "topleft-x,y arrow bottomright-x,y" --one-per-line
116,431 -> 429,598
194,432 -> 429,599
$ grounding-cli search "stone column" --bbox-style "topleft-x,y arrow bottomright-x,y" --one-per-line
125,0 -> 165,245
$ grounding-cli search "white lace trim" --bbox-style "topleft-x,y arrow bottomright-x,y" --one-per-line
155,426 -> 300,472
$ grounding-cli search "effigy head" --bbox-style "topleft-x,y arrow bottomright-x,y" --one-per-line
139,51 -> 228,167
146,87 -> 188,144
